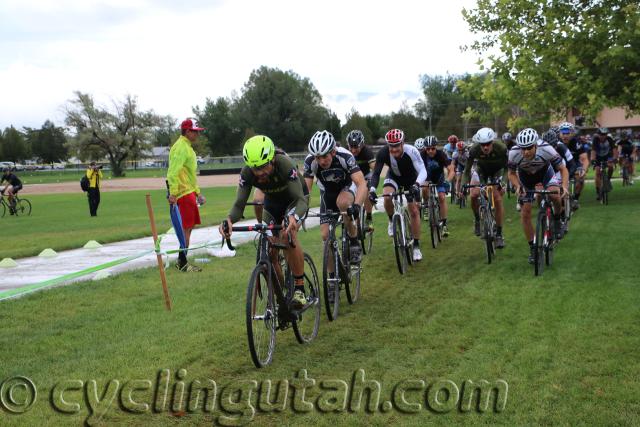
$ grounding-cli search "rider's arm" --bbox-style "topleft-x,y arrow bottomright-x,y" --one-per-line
408,146 -> 427,184
351,170 -> 368,206
304,177 -> 314,194
368,148 -> 387,190
460,147 -> 476,186
508,169 -> 520,192
228,169 -> 253,223
558,163 -> 569,192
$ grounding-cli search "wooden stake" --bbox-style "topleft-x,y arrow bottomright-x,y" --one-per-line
146,194 -> 172,311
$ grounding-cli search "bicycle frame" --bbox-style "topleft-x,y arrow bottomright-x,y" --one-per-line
383,191 -> 415,274
531,190 -> 559,276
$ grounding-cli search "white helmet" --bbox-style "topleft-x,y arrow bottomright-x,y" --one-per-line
414,138 -> 425,150
308,130 -> 336,156
516,128 -> 539,148
472,127 -> 496,144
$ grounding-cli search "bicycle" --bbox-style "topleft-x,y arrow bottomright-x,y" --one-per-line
357,207 -> 374,255
0,188 -> 32,217
222,221 -> 320,368
464,181 -> 499,264
595,160 -> 612,205
420,183 -> 442,249
620,157 -> 632,186
308,209 -> 362,321
561,178 -> 574,234
530,190 -> 559,276
382,191 -> 414,275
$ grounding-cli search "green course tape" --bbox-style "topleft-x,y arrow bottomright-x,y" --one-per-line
0,250 -> 154,302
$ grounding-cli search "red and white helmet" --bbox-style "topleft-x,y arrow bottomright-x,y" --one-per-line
385,129 -> 404,145
456,141 -> 465,150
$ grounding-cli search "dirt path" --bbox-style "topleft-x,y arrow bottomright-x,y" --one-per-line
22,175 -> 240,195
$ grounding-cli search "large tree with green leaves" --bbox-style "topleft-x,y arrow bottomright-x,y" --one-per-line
341,109 -> 374,146
25,120 -> 68,163
463,0 -> 640,123
195,97 -> 244,156
389,104 -> 427,143
1,127 -> 29,162
234,66 -> 332,152
64,92 -> 170,176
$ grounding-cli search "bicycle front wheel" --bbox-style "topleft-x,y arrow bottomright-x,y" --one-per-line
403,211 -> 414,266
322,239 -> 340,321
246,264 -> 276,368
293,253 -> 321,344
480,207 -> 493,264
392,214 -> 407,275
15,199 -> 31,216
534,211 -> 545,276
429,202 -> 438,249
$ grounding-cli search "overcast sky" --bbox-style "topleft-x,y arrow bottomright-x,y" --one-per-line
0,0 -> 482,129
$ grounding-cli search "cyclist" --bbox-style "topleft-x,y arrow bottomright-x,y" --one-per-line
416,136 -> 454,236
219,135 -> 309,308
541,130 -> 575,232
444,135 -> 457,160
1,167 -> 23,215
459,127 -> 508,248
453,140 -> 469,196
616,129 -> 635,184
502,132 -> 515,150
304,130 -> 368,264
508,128 -> 569,264
590,127 -> 617,200
558,122 -> 588,209
369,129 -> 427,261
346,130 -> 376,225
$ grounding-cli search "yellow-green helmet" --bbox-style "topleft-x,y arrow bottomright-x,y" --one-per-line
243,135 -> 275,168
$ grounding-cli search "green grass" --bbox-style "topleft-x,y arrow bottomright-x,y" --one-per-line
1,186 -> 321,260
0,183 -> 638,425
19,164 -> 245,185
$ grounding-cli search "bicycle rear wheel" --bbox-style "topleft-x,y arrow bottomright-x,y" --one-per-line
429,202 -> 438,249
293,253 -> 321,344
480,207 -> 493,264
345,261 -> 361,305
322,239 -> 340,321
534,211 -> 545,276
15,198 -> 31,216
392,214 -> 407,274
246,263 -> 276,368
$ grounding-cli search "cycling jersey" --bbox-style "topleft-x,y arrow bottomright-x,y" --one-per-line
229,153 -> 307,224
504,140 -> 516,151
564,136 -> 588,159
617,139 -> 634,157
554,142 -> 576,175
303,147 -> 360,193
452,149 -> 469,174
421,149 -> 450,185
509,143 -> 562,193
352,145 -> 375,177
1,173 -> 21,187
443,143 -> 454,160
591,135 -> 615,160
369,145 -> 427,189
461,141 -> 508,185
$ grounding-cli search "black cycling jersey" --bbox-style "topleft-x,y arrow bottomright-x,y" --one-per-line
591,135 -> 615,159
421,149 -> 450,184
303,147 -> 360,193
555,142 -> 577,175
617,139 -> 634,157
1,173 -> 21,187
229,153 -> 307,223
461,141 -> 508,185
369,145 -> 427,189
352,145 -> 375,176
564,136 -> 588,158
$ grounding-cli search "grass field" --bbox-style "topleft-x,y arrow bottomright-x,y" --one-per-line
1,183 -> 638,426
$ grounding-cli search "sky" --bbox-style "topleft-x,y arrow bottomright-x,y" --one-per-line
0,0 -> 482,130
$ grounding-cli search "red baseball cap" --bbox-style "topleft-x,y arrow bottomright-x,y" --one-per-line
180,118 -> 204,131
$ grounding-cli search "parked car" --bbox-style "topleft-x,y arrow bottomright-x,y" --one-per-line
51,163 -> 65,170
196,156 -> 205,165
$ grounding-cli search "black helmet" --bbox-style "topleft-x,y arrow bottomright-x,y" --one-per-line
597,127 -> 609,135
346,130 -> 365,147
541,130 -> 559,147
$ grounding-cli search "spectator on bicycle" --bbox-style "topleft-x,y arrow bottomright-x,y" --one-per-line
590,127 -> 617,200
220,135 -> 309,308
416,136 -> 454,237
502,132 -> 515,150
453,140 -> 469,195
460,127 -> 508,248
85,161 -> 103,217
346,130 -> 376,226
616,129 -> 635,184
508,128 -> 569,264
369,129 -> 427,262
167,118 -> 207,272
304,130 -> 367,265
558,122 -> 588,209
1,167 -> 22,215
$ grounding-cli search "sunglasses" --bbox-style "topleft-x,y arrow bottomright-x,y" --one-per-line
251,162 -> 271,171
425,147 -> 436,151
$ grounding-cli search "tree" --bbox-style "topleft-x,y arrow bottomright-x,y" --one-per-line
325,111 -> 342,142
342,109 -> 374,145
1,127 -> 28,162
26,121 -> 68,163
195,97 -> 244,156
463,0 -> 640,122
235,66 -> 331,152
64,92 -> 170,176
388,104 -> 426,143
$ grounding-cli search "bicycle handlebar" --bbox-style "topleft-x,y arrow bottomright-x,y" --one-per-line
221,220 -> 293,251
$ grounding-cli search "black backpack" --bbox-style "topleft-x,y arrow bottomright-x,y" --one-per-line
80,176 -> 90,192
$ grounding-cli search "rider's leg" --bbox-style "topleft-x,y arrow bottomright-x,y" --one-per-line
438,191 -> 447,223
408,201 -> 421,240
493,186 -> 504,233
337,190 -> 357,238
253,188 -> 265,223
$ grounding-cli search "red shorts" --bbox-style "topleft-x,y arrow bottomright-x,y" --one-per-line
177,192 -> 201,229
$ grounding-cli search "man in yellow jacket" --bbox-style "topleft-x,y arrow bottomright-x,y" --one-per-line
167,118 -> 206,272
86,161 -> 103,216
